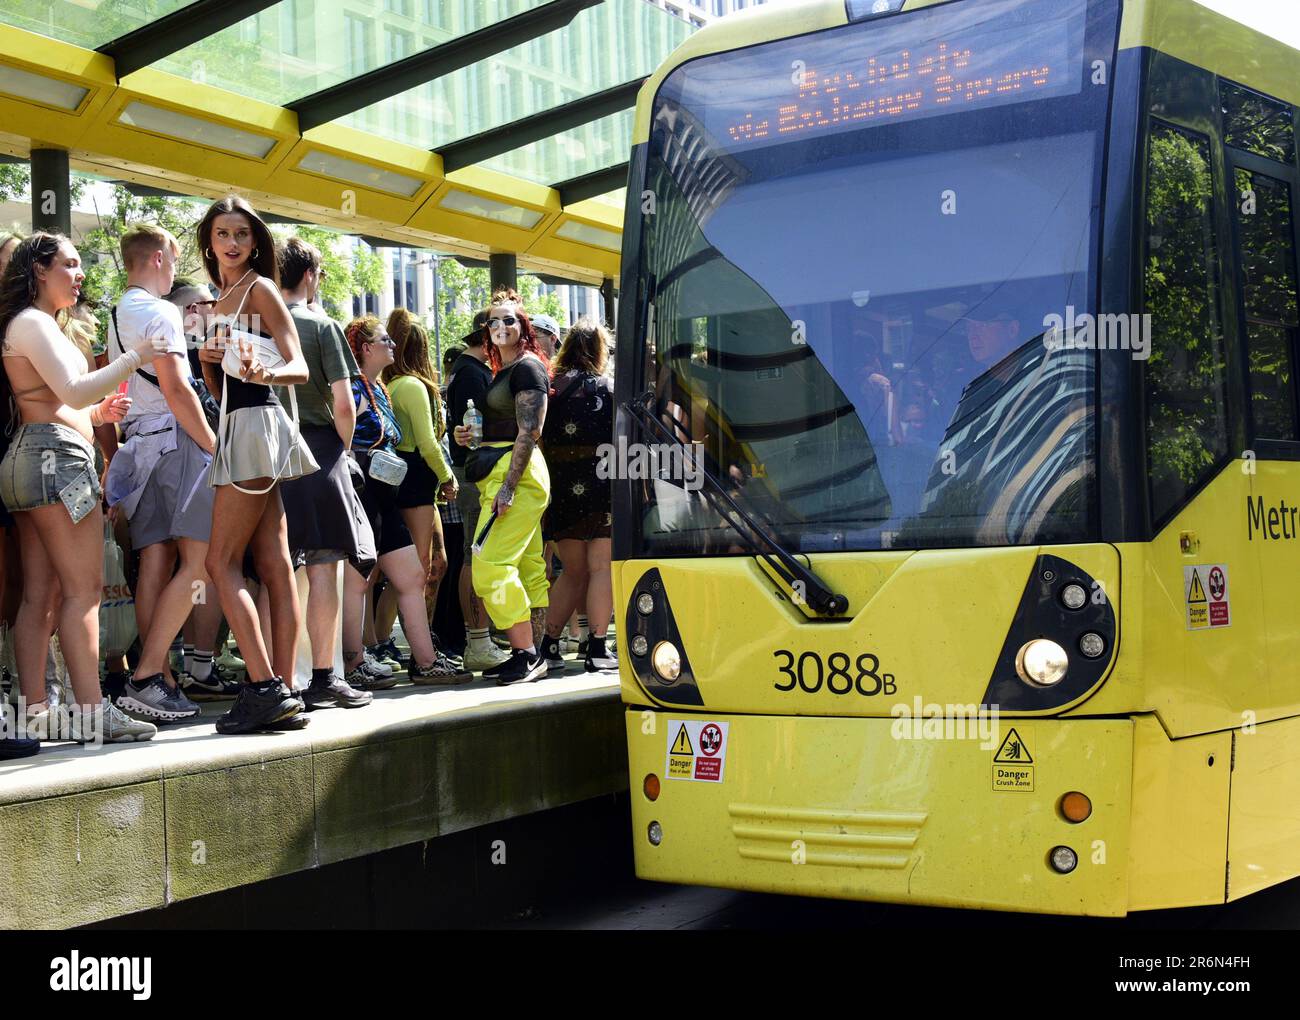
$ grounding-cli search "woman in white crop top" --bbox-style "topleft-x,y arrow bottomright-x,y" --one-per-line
0,233 -> 168,742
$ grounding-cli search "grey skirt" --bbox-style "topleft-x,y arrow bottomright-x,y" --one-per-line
208,405 -> 319,490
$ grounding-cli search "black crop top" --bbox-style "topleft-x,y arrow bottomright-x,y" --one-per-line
482,355 -> 549,442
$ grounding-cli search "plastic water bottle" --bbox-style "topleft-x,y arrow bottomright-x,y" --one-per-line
464,399 -> 482,450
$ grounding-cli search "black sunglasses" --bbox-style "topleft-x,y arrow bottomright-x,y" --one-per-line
487,316 -> 518,328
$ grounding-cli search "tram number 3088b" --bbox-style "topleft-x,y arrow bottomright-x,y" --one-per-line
773,650 -> 897,696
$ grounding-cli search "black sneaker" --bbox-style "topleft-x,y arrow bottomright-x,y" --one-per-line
0,737 -> 39,759
491,649 -> 547,687
303,674 -> 373,710
101,669 -> 131,702
180,670 -> 240,701
215,680 -> 304,735
585,653 -> 619,673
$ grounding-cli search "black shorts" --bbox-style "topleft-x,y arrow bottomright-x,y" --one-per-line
357,464 -> 413,557
395,449 -> 439,510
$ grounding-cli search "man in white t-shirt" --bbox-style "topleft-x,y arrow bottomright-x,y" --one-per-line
104,225 -> 221,722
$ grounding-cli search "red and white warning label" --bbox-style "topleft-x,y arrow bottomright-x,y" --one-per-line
1185,563 -> 1230,630
665,719 -> 729,783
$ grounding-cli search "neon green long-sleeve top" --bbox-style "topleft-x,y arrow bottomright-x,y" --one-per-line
387,374 -> 453,484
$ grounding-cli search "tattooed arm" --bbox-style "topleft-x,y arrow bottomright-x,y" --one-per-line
495,387 -> 547,515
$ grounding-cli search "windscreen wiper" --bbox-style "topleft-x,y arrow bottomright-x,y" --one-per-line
622,390 -> 850,617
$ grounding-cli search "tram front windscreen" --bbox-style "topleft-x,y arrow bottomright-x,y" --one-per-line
629,0 -> 1119,556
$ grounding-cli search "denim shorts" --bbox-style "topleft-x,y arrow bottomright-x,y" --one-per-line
0,423 -> 102,524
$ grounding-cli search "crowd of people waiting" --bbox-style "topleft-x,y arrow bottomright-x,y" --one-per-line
0,193 -> 616,757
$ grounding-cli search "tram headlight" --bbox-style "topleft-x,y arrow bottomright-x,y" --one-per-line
631,635 -> 649,657
1015,639 -> 1068,687
652,641 -> 681,681
648,821 -> 663,846
636,592 -> 656,616
1049,846 -> 1078,874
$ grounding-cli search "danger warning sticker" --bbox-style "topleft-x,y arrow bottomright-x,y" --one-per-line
665,719 -> 729,783
1185,563 -> 1230,630
992,727 -> 1034,792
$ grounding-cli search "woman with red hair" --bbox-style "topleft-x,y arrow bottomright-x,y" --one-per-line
452,288 -> 551,686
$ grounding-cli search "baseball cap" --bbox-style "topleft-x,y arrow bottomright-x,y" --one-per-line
459,309 -> 489,346
531,313 -> 562,338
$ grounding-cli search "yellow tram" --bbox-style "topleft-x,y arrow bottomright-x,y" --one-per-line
611,0 -> 1300,914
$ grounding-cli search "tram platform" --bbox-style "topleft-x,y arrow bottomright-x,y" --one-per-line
0,671 -> 624,929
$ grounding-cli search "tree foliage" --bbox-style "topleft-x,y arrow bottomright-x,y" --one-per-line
434,260 -> 565,348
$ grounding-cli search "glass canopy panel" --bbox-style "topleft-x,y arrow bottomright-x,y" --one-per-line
477,107 -> 633,185
155,0 -> 548,107
0,0 -> 196,50
341,0 -> 692,151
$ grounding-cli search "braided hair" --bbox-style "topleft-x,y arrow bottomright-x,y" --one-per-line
345,315 -> 397,446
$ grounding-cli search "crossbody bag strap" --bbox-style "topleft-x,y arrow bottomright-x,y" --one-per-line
111,304 -> 159,386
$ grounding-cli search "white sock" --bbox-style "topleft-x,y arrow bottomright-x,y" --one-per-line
183,644 -> 195,673
191,650 -> 213,682
467,627 -> 490,645
577,616 -> 589,640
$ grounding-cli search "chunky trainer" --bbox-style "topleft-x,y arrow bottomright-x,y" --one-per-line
463,640 -> 511,672
488,649 -> 547,687
0,736 -> 39,759
303,674 -> 373,709
362,649 -> 395,678
71,699 -> 157,743
409,657 -> 473,685
215,680 -> 304,735
346,663 -> 398,692
180,670 -> 240,702
118,673 -> 202,722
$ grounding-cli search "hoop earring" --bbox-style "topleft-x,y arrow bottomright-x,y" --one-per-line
252,248 -> 260,260
205,248 -> 213,260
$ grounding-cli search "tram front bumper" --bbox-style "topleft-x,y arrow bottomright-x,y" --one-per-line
626,709 -> 1133,916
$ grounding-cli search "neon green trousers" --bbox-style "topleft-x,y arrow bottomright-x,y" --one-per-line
472,444 -> 550,630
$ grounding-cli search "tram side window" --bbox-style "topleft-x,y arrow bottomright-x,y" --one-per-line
1144,123 -> 1230,524
1234,167 -> 1300,442
1220,80 -> 1297,166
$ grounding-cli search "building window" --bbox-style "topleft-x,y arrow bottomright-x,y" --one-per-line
279,0 -> 297,56
385,26 -> 413,62
345,14 -> 372,76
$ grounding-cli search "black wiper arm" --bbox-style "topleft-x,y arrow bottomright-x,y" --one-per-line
623,391 -> 849,617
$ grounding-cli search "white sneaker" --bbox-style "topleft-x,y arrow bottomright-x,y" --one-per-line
462,639 -> 511,672
559,628 -> 583,655
363,650 -> 395,678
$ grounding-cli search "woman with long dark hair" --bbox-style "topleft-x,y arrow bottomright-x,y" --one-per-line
452,288 -> 551,686
195,195 -> 318,734
0,233 -> 165,742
